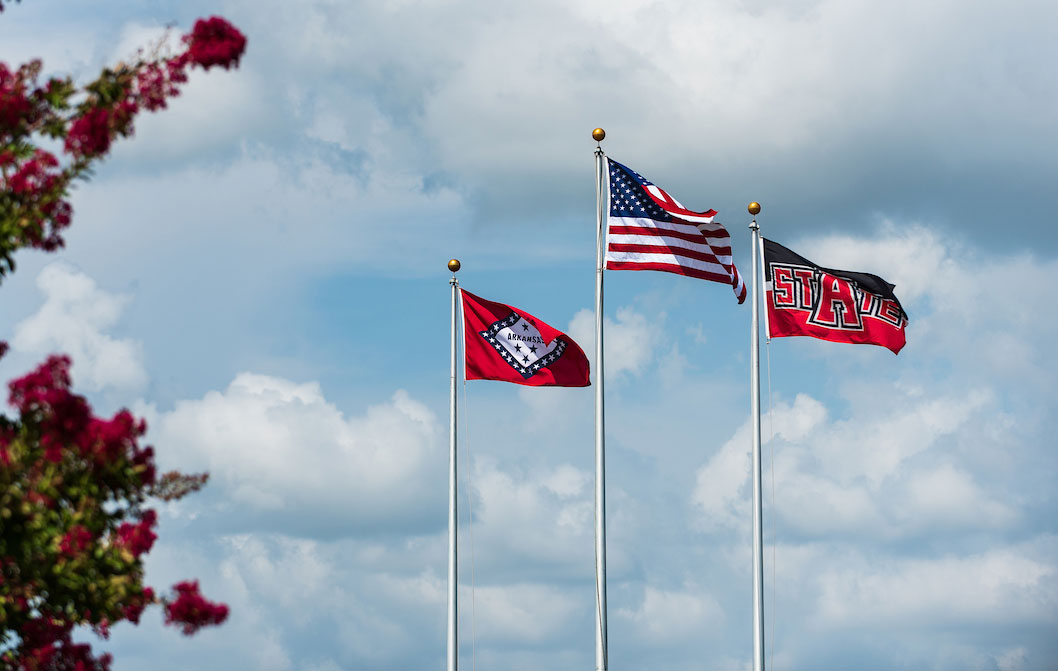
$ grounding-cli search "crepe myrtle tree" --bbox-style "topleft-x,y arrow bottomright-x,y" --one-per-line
0,8 -> 246,669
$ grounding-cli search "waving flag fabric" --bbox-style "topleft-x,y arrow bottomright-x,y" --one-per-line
462,290 -> 590,387
763,238 -> 908,354
605,158 -> 746,303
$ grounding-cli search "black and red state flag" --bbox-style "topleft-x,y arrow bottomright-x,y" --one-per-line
762,238 -> 909,354
461,290 -> 591,387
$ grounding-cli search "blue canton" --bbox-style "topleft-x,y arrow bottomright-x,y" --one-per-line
608,159 -> 673,222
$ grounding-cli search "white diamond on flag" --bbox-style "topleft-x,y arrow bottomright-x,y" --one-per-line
494,316 -> 558,366
478,311 -> 568,379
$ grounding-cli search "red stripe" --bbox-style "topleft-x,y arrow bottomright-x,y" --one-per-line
608,242 -> 733,261
608,225 -> 713,245
647,187 -> 717,219
608,224 -> 732,244
689,228 -> 731,241
664,204 -> 718,219
609,217 -> 732,241
605,260 -> 733,283
651,193 -> 719,216
689,222 -> 735,239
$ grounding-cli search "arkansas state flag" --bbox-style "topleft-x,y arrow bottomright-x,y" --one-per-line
763,238 -> 909,355
461,290 -> 590,387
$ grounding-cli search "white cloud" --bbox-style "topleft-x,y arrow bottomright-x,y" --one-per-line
810,390 -> 992,489
995,647 -> 1029,671
470,458 -> 593,571
899,463 -> 1016,529
114,66 -> 265,164
693,386 -> 1015,541
12,263 -> 147,392
568,306 -> 661,379
473,583 -> 581,643
804,225 -> 1058,392
543,463 -> 590,499
616,584 -> 725,644
122,529 -> 447,671
148,374 -> 442,533
693,394 -> 827,533
221,0 -> 1058,221
815,541 -> 1058,627
70,151 -> 470,284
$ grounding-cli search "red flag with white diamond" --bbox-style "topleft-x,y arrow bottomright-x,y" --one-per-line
461,290 -> 590,387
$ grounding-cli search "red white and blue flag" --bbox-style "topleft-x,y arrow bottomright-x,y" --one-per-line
605,158 -> 746,303
763,238 -> 909,354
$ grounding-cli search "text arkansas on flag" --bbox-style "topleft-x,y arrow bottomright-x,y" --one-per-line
461,290 -> 590,387
763,238 -> 909,354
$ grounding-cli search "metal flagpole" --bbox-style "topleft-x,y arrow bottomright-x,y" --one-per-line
747,203 -> 766,671
448,258 -> 461,671
592,128 -> 609,671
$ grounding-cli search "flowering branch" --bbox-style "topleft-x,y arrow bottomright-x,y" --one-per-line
0,16 -> 246,280
0,12 -> 245,668
0,354 -> 230,667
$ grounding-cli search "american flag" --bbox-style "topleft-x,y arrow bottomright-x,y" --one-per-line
605,158 -> 746,303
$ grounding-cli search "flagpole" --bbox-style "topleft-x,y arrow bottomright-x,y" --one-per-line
592,127 -> 609,671
448,258 -> 461,671
747,203 -> 766,671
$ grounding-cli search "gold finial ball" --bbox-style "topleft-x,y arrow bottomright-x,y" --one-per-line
447,259 -> 461,273
748,202 -> 761,216
592,128 -> 606,142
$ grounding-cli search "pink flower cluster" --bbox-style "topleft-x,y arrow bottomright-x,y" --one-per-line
58,525 -> 94,558
0,62 -> 73,256
0,148 -> 71,251
0,61 -> 51,134
7,356 -> 156,481
17,615 -> 113,671
0,63 -> 30,130
164,581 -> 230,635
115,510 -> 158,558
63,103 -> 133,159
135,58 -> 188,112
184,17 -> 247,70
122,587 -> 155,625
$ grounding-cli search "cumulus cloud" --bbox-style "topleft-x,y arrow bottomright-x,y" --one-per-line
212,0 -> 1058,236
693,387 -> 1015,540
12,263 -> 147,392
814,540 -> 1058,627
468,457 -> 593,575
114,530 -> 447,671
147,374 -> 443,535
568,306 -> 661,379
616,584 -> 725,644
808,225 -> 1058,392
473,583 -> 582,643
685,227 -> 1058,667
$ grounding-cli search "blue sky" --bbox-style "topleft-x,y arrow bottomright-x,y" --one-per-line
2,0 -> 1057,669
